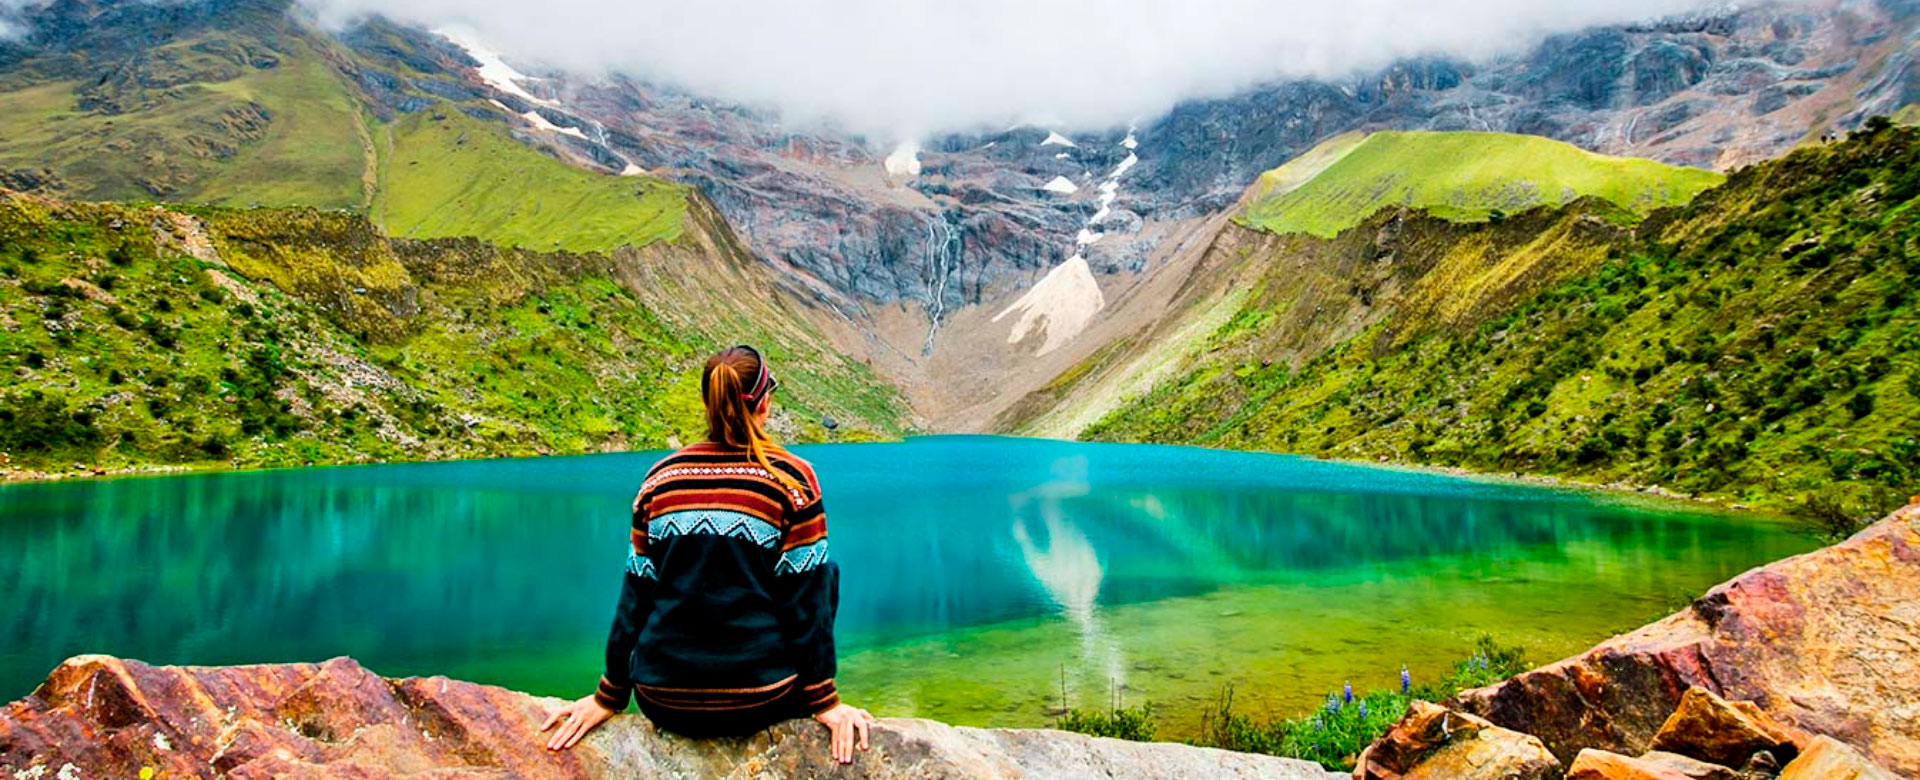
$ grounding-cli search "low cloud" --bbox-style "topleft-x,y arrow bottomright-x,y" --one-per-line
310,1 -> 1717,139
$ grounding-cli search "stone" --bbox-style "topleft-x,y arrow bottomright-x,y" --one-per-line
1352,700 -> 1560,780
1777,735 -> 1898,780
1451,504 -> 1920,775
1649,687 -> 1802,767
1564,749 -> 1740,780
0,655 -> 1342,780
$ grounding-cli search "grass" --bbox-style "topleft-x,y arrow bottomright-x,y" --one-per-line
0,192 -> 903,476
1085,124 -> 1920,520
1240,131 -> 1725,238
375,107 -> 687,253
1056,636 -> 1531,771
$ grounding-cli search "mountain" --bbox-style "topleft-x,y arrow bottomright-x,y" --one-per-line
1240,131 -> 1725,237
0,0 -> 1916,446
1023,123 -> 1920,516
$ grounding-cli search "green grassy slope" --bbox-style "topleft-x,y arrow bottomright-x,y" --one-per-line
0,10 -> 686,257
1240,131 -> 1725,238
374,109 -> 686,253
1086,126 -> 1920,517
0,30 -> 366,208
0,192 -> 906,476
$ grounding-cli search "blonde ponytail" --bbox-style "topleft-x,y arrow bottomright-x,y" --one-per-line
701,346 -> 802,493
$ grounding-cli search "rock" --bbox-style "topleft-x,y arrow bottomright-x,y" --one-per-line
1777,736 -> 1898,780
0,655 -> 1341,780
1452,504 -> 1920,775
1352,700 -> 1560,780
1649,687 -> 1802,767
1565,749 -> 1740,780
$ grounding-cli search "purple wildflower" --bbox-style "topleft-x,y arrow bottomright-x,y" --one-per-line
1359,700 -> 1369,719
1343,680 -> 1354,704
1325,693 -> 1341,715
1401,665 -> 1411,694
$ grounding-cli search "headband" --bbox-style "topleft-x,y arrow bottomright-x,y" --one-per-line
736,344 -> 776,403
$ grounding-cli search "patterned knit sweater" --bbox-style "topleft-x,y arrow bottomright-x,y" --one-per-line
595,442 -> 840,716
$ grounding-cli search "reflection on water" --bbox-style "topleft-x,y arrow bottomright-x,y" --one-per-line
1009,455 -> 1125,697
0,436 -> 1813,731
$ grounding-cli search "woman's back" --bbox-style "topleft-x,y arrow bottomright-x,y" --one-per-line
622,442 -> 837,711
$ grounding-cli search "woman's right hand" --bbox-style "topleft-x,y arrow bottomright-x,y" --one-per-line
812,703 -> 875,764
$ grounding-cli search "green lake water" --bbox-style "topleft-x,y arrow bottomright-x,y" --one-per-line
0,435 -> 1813,736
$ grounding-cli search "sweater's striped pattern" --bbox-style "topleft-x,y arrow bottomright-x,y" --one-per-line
650,509 -> 782,548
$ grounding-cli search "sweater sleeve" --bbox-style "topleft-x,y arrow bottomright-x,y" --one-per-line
771,463 -> 840,714
596,495 -> 659,711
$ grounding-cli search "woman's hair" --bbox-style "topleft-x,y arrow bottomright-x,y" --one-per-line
701,345 -> 801,491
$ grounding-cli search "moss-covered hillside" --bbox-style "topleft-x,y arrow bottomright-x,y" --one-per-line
1078,124 -> 1920,517
0,190 -> 906,477
1240,131 -> 1724,238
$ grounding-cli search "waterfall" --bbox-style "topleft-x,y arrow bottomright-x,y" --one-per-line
922,215 -> 960,356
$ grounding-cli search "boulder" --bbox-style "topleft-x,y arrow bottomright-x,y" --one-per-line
1451,504 -> 1920,775
1564,749 -> 1740,780
1352,700 -> 1560,780
0,655 -> 1342,780
1649,686 -> 1802,767
1777,735 -> 1898,780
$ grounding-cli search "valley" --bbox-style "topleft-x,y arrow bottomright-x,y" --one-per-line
0,0 -> 1916,508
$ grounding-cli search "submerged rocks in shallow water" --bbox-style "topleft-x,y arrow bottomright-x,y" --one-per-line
1450,503 -> 1920,775
0,655 -> 1340,779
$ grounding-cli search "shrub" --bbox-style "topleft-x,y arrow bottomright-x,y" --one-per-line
1792,485 -> 1901,542
0,391 -> 102,452
1057,702 -> 1157,742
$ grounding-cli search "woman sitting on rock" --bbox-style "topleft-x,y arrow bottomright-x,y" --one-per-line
541,345 -> 876,764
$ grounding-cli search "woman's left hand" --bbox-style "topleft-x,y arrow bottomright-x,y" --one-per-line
541,695 -> 616,751
813,703 -> 876,764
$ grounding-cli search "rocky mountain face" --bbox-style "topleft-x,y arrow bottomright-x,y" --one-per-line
385,0 -> 1920,322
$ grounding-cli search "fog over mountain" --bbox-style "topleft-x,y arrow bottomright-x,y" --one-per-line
302,0 -> 1721,139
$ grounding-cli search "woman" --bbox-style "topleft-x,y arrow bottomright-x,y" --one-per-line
541,345 -> 876,763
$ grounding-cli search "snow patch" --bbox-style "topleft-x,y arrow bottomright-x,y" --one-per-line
1076,228 -> 1104,245
1054,152 -> 1071,159
619,162 -> 648,176
1042,176 -> 1079,194
1041,131 -> 1077,148
884,141 -> 922,177
438,28 -> 557,107
993,255 -> 1106,356
1121,132 -> 1138,150
521,110 -> 587,139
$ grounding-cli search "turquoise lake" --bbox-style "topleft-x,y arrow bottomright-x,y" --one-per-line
0,436 -> 1813,735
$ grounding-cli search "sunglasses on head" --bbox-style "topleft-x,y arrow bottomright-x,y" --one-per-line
736,344 -> 779,403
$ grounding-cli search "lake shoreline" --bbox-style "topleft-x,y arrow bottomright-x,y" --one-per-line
0,437 -> 1780,523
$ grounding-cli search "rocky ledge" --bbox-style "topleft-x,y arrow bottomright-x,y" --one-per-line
1359,500 -> 1920,780
0,656 -> 1339,779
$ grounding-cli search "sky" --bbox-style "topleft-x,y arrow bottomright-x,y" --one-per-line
8,0 -> 1724,139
